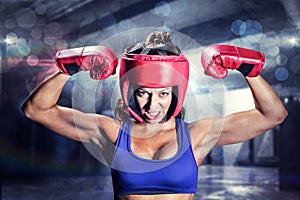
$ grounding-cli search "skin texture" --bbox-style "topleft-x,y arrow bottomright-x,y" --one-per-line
21,71 -> 287,200
135,87 -> 173,123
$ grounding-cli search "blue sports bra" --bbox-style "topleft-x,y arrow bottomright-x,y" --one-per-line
110,118 -> 198,195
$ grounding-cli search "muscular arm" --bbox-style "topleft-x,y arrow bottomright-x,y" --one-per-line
22,46 -> 119,144
21,72 -> 83,141
215,75 -> 288,145
21,72 -> 118,143
22,72 -> 70,112
197,45 -> 288,146
190,75 -> 287,164
191,45 -> 288,163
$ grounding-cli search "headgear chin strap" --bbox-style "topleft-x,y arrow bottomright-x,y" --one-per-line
119,53 -> 189,122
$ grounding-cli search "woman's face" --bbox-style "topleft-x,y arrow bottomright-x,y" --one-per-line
135,87 -> 173,123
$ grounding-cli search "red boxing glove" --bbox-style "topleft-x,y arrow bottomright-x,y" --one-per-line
201,44 -> 265,79
55,46 -> 118,80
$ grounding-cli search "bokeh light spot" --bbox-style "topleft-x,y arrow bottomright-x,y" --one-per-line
4,18 -> 16,29
31,27 -> 43,39
154,1 -> 171,17
275,67 -> 289,81
34,3 -> 47,15
43,22 -> 64,45
267,45 -> 280,57
231,19 -> 246,36
56,39 -> 68,50
6,45 -> 23,65
241,20 -> 263,42
44,22 -> 64,38
275,54 -> 288,66
290,54 -> 300,75
109,0 -> 122,12
17,39 -> 31,56
119,19 -> 136,30
5,32 -> 18,45
27,55 -> 39,66
15,8 -> 37,29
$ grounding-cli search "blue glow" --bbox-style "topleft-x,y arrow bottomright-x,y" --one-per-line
275,67 -> 289,81
154,1 -> 171,17
241,20 -> 263,42
231,19 -> 246,36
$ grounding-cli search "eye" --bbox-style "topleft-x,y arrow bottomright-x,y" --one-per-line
136,89 -> 150,98
160,91 -> 170,98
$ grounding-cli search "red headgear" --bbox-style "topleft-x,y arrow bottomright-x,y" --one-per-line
119,53 -> 189,122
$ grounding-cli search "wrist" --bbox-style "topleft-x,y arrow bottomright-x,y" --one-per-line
237,63 -> 255,77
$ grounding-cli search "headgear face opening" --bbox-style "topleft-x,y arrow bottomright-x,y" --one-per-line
119,53 -> 189,122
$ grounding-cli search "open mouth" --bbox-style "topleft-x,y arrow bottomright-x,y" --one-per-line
144,111 -> 161,120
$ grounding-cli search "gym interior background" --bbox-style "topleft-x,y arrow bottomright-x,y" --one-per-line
0,0 -> 300,199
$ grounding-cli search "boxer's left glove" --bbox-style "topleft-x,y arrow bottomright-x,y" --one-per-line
55,46 -> 118,80
201,44 -> 265,79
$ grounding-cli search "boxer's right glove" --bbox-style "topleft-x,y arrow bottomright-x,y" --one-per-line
55,46 -> 118,80
201,44 -> 265,79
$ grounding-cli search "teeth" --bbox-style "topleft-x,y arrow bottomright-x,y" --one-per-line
148,111 -> 159,116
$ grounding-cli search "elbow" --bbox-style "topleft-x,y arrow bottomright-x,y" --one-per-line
21,100 -> 44,121
271,108 -> 288,127
279,109 -> 288,124
21,100 -> 30,118
21,101 -> 35,120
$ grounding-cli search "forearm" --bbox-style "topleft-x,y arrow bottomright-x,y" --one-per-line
214,76 -> 287,146
246,75 -> 287,124
200,44 -> 288,146
21,72 -> 71,118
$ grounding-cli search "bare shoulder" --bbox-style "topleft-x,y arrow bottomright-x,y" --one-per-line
188,119 -> 209,146
188,117 -> 224,144
96,114 -> 121,143
188,118 -> 213,133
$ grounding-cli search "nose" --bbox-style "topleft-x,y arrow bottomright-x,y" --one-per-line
144,94 -> 160,110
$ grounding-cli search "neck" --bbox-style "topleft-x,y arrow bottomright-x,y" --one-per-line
132,118 -> 176,137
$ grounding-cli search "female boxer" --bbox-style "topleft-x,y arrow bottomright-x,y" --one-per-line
22,31 -> 287,200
